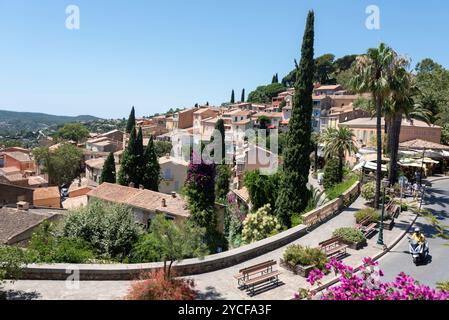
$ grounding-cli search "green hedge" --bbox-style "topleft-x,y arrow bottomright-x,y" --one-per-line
354,208 -> 381,224
325,175 -> 358,201
333,227 -> 366,244
283,245 -> 328,271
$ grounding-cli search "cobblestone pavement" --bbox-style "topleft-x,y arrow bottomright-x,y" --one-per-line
1,192 -> 419,300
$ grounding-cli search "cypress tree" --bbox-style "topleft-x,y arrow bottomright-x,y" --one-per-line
241,89 -> 245,103
126,106 -> 136,134
215,164 -> 231,202
140,135 -> 160,191
230,90 -> 235,104
210,119 -> 226,162
275,11 -> 315,227
272,75 -> 277,84
100,152 -> 116,184
136,127 -> 144,159
118,127 -> 139,186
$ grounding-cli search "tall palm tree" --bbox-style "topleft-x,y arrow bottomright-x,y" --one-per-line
386,68 -> 432,185
351,43 -> 396,209
320,127 -> 358,183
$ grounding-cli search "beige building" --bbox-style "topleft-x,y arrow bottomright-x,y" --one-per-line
33,187 -> 61,208
340,118 -> 442,148
159,155 -> 189,194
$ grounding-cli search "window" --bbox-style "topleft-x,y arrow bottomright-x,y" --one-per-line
164,168 -> 172,180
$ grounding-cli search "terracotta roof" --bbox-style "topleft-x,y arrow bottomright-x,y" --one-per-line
87,183 -> 190,218
316,85 -> 343,91
4,151 -> 32,162
0,207 -> 55,244
85,158 -> 106,170
158,156 -> 189,166
340,118 -> 440,128
0,167 -> 21,175
27,176 -> 48,186
234,119 -> 252,125
33,187 -> 60,201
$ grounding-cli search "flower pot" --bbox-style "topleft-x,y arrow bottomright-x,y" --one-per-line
346,239 -> 367,250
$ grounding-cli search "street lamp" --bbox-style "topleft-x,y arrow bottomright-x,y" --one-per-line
377,178 -> 390,246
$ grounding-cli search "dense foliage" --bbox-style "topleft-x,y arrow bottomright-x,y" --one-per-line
243,170 -> 280,212
354,208 -> 381,224
33,143 -> 83,186
0,245 -> 26,282
361,181 -> 376,203
242,204 -> 282,244
56,123 -> 90,143
333,227 -> 366,244
247,83 -> 287,104
215,164 -> 231,202
275,11 -> 315,227
100,152 -> 116,184
283,245 -> 328,271
323,157 -> 340,189
62,201 -> 142,261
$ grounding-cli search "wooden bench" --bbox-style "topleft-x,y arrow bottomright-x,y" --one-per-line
356,216 -> 378,238
234,260 -> 281,295
319,236 -> 348,259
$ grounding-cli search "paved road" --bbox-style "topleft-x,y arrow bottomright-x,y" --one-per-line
379,178 -> 449,288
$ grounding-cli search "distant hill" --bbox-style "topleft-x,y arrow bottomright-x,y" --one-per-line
0,109 -> 101,133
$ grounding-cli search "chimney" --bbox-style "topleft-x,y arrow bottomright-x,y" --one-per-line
17,201 -> 29,211
161,198 -> 167,207
171,192 -> 176,198
139,184 -> 144,190
129,182 -> 135,188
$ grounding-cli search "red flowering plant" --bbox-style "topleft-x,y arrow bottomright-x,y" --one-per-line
296,257 -> 449,300
126,270 -> 197,300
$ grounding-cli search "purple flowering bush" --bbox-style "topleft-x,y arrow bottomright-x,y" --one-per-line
296,257 -> 449,300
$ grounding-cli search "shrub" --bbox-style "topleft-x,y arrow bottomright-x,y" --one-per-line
0,245 -> 26,282
129,233 -> 164,263
291,214 -> 304,227
283,245 -> 328,271
361,181 -> 376,202
62,200 -> 142,261
323,157 -> 340,189
126,270 -> 196,300
325,175 -> 358,201
354,208 -> 381,224
242,204 -> 282,244
333,227 -> 366,244
27,222 -> 94,264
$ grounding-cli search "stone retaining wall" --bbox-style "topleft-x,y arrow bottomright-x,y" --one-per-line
21,182 -> 361,281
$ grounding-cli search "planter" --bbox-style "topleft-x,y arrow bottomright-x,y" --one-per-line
345,239 -> 367,250
380,219 -> 395,231
280,258 -> 315,278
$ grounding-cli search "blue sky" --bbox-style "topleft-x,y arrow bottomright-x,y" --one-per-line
0,0 -> 448,119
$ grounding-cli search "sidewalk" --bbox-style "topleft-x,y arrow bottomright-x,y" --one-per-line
190,197 -> 417,300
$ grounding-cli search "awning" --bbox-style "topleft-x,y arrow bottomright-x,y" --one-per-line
353,161 -> 387,172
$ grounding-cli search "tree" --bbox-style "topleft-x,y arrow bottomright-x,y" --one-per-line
154,140 -> 173,158
230,90 -> 235,104
258,115 -> 271,130
415,58 -> 449,124
386,67 -> 431,184
136,127 -> 144,160
275,11 -> 315,227
242,204 -> 282,244
118,127 -> 139,186
140,135 -> 160,191
184,153 -> 217,234
210,119 -> 226,162
442,124 -> 449,145
320,127 -> 358,183
62,200 -> 142,260
323,157 -> 340,189
100,152 -> 116,184
350,43 -> 396,209
0,245 -> 26,283
314,54 -> 336,84
126,106 -> 136,134
247,83 -> 287,104
244,170 -> 280,212
147,215 -> 208,279
215,164 -> 231,202
241,88 -> 246,103
33,143 -> 83,186
272,73 -> 279,84
56,123 -> 89,143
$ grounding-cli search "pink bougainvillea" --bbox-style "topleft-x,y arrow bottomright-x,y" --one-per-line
297,257 -> 449,301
